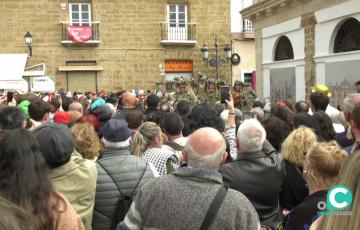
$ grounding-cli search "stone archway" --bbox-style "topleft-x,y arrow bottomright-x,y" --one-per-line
274,36 -> 294,61
333,18 -> 360,53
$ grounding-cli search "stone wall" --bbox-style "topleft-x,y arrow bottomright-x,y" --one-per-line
0,0 -> 231,91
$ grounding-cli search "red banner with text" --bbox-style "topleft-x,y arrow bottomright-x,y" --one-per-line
67,26 -> 92,43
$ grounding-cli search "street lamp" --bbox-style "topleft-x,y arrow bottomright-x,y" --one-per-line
200,37 -> 232,80
24,31 -> 32,57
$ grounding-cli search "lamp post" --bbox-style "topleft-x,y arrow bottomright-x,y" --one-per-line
200,37 -> 232,80
24,31 -> 32,57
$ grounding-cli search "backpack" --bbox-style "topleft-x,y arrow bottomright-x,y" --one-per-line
97,161 -> 148,230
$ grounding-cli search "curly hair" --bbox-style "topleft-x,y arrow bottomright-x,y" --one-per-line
189,103 -> 225,134
281,127 -> 317,166
71,123 -> 101,160
263,116 -> 291,152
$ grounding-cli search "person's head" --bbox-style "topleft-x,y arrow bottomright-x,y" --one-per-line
161,112 -> 183,137
318,150 -> 360,230
53,111 -> 71,125
283,99 -> 295,112
68,102 -> 83,114
313,111 -> 336,141
309,92 -> 329,112
0,107 -> 25,130
351,104 -> 360,141
146,94 -> 160,110
6,91 -> 14,104
76,114 -> 100,133
71,123 -> 101,160
263,116 -> 291,152
28,100 -> 51,123
233,80 -> 244,92
61,96 -> 73,112
101,119 -> 132,149
304,141 -> 347,191
177,82 -> 187,94
91,104 -> 113,123
175,100 -> 191,117
281,127 -> 317,166
33,123 -> 75,168
106,96 -> 118,108
237,119 -> 266,153
131,122 -> 163,156
125,109 -> 144,130
252,100 -> 264,109
49,97 -> 61,113
294,101 -> 309,114
342,93 -> 360,123
251,107 -> 265,122
205,79 -> 216,95
356,80 -> 360,93
270,105 -> 290,124
183,127 -> 227,170
293,113 -> 323,140
189,103 -> 225,134
0,129 -> 58,229
122,92 -> 137,109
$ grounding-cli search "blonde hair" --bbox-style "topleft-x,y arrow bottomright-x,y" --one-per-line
305,141 -> 347,188
131,122 -> 161,156
281,126 -> 317,166
71,123 -> 101,160
319,150 -> 360,230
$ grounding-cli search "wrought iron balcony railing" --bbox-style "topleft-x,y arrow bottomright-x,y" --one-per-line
243,18 -> 254,32
160,22 -> 197,46
61,21 -> 100,45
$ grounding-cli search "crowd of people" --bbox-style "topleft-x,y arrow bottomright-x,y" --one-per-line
0,80 -> 359,230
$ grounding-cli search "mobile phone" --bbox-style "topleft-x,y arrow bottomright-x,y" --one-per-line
220,86 -> 230,103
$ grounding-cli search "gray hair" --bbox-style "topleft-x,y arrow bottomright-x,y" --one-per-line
237,118 -> 266,152
102,137 -> 131,148
184,138 -> 226,169
343,93 -> 360,112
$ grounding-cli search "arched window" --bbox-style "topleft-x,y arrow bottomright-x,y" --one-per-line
274,36 -> 294,61
333,18 -> 360,53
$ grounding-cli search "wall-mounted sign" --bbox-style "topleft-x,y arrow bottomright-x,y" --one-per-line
31,77 -> 55,92
165,60 -> 193,73
67,26 -> 92,43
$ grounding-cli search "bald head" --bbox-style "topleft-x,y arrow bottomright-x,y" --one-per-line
68,102 -> 83,114
184,127 -> 226,170
122,92 -> 137,108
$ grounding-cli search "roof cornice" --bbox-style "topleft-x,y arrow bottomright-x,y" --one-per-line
241,0 -> 309,21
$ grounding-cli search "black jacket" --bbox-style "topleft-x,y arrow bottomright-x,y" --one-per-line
92,147 -> 154,230
280,160 -> 308,210
220,141 -> 285,226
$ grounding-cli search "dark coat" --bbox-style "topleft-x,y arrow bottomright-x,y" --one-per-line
220,141 -> 285,227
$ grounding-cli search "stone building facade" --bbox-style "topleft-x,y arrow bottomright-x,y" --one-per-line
241,0 -> 360,104
0,0 -> 231,92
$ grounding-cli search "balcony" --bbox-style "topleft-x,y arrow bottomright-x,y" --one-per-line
61,22 -> 100,46
160,22 -> 197,46
232,18 -> 254,40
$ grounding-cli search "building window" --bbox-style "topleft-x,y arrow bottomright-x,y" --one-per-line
167,4 -> 188,40
69,3 -> 91,26
333,18 -> 360,53
274,36 -> 294,61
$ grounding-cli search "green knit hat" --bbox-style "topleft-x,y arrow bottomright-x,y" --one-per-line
17,100 -> 30,119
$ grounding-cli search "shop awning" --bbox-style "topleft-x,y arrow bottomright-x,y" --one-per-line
0,54 -> 28,81
23,63 -> 46,77
58,65 -> 103,72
